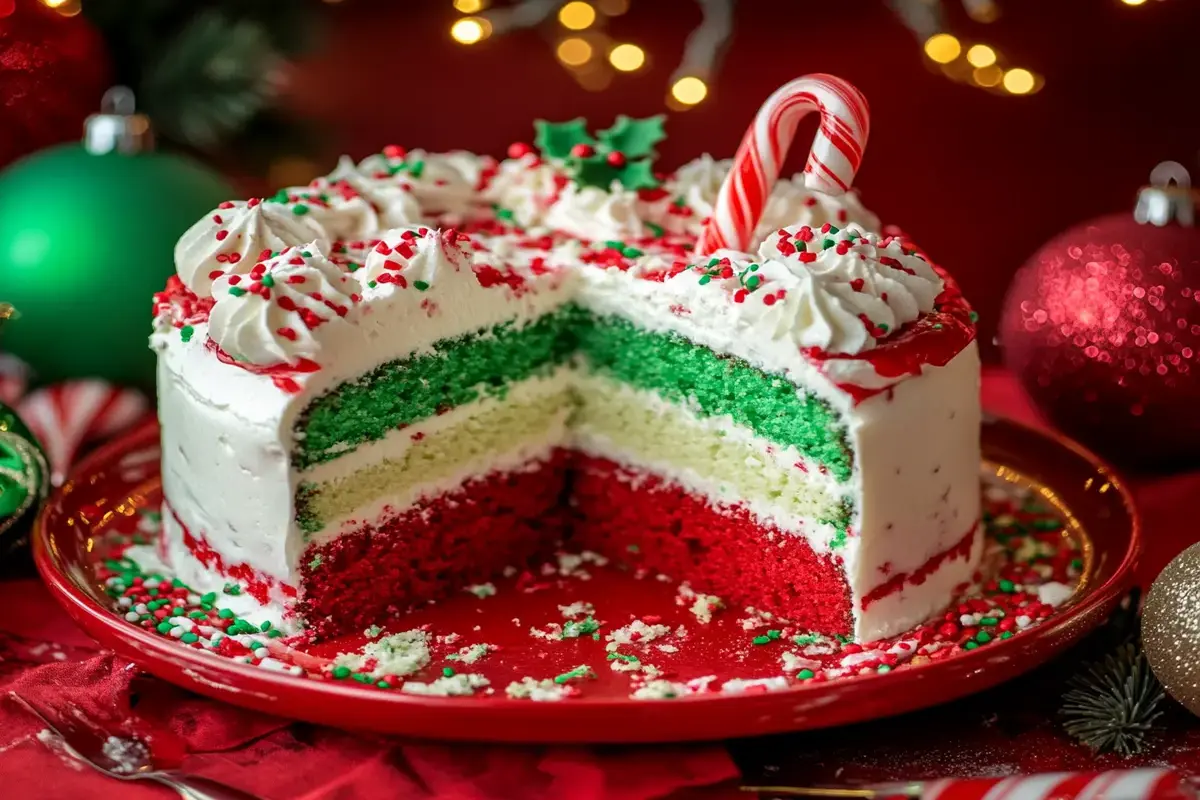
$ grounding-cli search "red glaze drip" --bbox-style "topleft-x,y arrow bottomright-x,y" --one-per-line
169,504 -> 298,603
152,275 -> 214,327
205,338 -> 320,394
803,266 -> 977,405
859,520 -> 979,612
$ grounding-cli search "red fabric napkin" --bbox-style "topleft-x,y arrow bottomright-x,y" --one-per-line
0,577 -> 740,800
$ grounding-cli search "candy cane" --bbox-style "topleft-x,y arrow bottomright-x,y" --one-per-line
17,381 -> 150,485
696,73 -> 870,255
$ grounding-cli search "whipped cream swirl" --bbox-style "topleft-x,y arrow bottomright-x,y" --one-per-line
359,226 -> 470,293
752,223 -> 944,354
318,155 -> 423,232
543,182 -> 646,242
482,154 -> 565,229
208,243 -> 360,365
174,199 -> 331,298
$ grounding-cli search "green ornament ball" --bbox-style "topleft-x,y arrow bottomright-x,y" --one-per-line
0,143 -> 235,389
0,401 -> 48,556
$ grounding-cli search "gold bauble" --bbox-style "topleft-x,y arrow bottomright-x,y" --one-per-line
1143,542 -> 1200,716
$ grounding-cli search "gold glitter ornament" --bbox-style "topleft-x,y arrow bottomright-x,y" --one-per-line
1142,542 -> 1200,716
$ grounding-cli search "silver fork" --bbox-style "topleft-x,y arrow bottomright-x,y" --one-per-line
10,692 -> 261,800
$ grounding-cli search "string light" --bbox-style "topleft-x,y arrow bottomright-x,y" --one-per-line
39,0 -> 69,7
450,16 -> 490,44
972,65 -> 1003,87
556,37 -> 594,67
1121,0 -> 1148,5
453,0 -> 487,11
608,43 -> 646,72
671,76 -> 708,106
558,1 -> 597,30
966,44 -> 996,67
924,33 -> 962,63
1002,67 -> 1035,94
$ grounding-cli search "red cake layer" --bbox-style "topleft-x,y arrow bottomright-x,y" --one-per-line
298,451 -> 570,639
570,455 -> 855,635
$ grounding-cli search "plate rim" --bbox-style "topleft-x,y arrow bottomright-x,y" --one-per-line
32,415 -> 1141,742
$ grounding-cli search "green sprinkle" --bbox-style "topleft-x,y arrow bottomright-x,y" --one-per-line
347,262 -> 362,273
228,286 -> 247,297
622,247 -> 643,258
797,669 -> 815,680
1070,558 -> 1083,571
836,635 -> 852,645
413,280 -> 430,291
980,617 -> 999,626
332,666 -> 351,679
223,583 -> 241,596
698,275 -> 712,285
368,280 -> 377,289
181,632 -> 199,644
171,607 -> 185,617
292,204 -> 309,216
376,680 -> 391,689
554,666 -> 592,684
201,592 -> 217,605
767,629 -> 781,640
752,635 -> 771,646
822,239 -> 836,250
793,634 -> 818,646
493,205 -> 515,222
745,275 -> 761,290
308,555 -> 323,570
645,222 -> 664,238
180,325 -> 194,343
707,258 -> 720,268
969,310 -> 980,323
964,641 -> 978,650
260,620 -> 273,632
407,160 -> 425,179
188,610 -> 207,620
156,622 -> 172,634
217,608 -> 234,619
603,240 -> 625,251
826,224 -> 840,234
1000,631 -> 1014,639
443,667 -> 456,677
606,652 -> 639,663
352,674 -> 371,684
877,664 -> 892,673
562,617 -> 601,638
998,579 -> 1015,593
260,273 -> 275,288
976,631 -> 992,643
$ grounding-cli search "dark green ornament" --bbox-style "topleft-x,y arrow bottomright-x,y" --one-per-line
0,88 -> 235,389
0,393 -> 48,556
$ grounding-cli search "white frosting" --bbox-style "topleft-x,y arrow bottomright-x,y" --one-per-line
482,155 -> 564,229
358,226 -> 469,292
208,243 -> 360,365
378,149 -> 493,221
542,182 -> 646,242
174,200 -> 331,298
316,155 -> 424,232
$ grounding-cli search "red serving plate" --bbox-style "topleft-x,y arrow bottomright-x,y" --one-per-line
33,415 -> 1138,743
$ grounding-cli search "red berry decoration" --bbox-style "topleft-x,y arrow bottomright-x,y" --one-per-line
507,142 -> 533,159
382,144 -> 406,159
606,150 -> 627,167
570,143 -> 595,158
1000,162 -> 1200,469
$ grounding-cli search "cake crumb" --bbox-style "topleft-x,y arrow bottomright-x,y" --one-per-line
506,677 -> 577,701
605,620 -> 671,652
558,601 -> 595,619
465,582 -> 496,599
402,673 -> 489,697
721,676 -> 790,694
363,624 -> 383,639
446,643 -> 494,664
676,583 -> 723,624
332,630 -> 429,679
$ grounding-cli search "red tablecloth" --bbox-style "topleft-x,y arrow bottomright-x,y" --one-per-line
0,369 -> 1196,799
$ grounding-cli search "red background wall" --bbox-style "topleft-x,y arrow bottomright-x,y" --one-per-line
287,0 -> 1200,361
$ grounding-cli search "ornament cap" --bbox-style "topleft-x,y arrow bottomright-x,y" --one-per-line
1134,161 -> 1196,228
84,87 -> 154,155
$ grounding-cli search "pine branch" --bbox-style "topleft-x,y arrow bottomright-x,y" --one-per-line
1060,641 -> 1165,756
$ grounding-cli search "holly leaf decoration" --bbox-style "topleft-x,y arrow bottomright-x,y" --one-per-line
534,118 -> 595,161
597,115 -> 666,160
574,158 -> 623,190
615,159 -> 660,191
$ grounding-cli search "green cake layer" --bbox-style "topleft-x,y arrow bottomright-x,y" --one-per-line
576,314 -> 852,482
294,305 -> 852,481
294,305 -> 585,468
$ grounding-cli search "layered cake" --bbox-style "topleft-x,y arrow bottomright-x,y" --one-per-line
152,106 -> 981,643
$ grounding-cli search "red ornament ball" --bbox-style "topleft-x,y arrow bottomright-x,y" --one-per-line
0,1 -> 111,168
1000,213 -> 1200,469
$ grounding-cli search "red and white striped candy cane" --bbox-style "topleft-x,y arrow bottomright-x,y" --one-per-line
901,769 -> 1192,800
695,73 -> 870,255
17,381 -> 150,485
